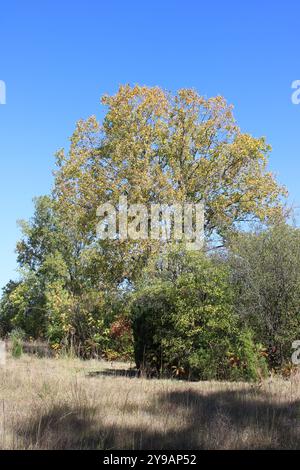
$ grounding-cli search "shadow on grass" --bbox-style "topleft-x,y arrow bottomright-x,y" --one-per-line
14,403 -> 114,450
14,388 -> 300,449
87,369 -> 140,379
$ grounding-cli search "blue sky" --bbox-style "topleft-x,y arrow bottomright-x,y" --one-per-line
0,0 -> 299,288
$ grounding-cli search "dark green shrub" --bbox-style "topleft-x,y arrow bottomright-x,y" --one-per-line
131,250 -> 265,381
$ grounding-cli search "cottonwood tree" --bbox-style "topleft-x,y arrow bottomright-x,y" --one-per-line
55,85 -> 286,256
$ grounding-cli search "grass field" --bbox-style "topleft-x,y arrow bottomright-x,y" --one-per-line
0,354 -> 300,449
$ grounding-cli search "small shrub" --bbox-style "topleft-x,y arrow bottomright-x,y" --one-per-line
9,328 -> 26,358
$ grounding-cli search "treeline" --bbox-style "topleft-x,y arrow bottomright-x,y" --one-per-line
1,203 -> 300,380
1,85 -> 298,381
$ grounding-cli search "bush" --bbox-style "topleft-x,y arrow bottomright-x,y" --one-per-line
9,328 -> 25,358
131,250 -> 264,381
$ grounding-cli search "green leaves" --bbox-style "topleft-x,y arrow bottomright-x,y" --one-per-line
131,249 -> 262,381
55,85 -> 286,254
229,224 -> 300,368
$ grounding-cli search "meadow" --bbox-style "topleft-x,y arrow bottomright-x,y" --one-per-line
0,353 -> 300,450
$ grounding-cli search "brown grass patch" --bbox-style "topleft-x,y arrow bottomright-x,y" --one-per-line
0,355 -> 299,449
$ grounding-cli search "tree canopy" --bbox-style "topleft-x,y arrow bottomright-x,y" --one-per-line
55,85 -> 286,246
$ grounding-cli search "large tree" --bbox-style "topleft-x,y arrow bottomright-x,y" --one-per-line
55,85 -> 286,248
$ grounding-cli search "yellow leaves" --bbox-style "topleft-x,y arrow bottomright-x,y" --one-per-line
54,84 -> 287,246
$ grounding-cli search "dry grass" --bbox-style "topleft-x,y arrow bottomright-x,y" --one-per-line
0,354 -> 300,449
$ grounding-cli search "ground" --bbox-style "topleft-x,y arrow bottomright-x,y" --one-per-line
0,354 -> 299,449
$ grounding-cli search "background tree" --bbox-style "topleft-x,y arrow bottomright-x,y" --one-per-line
228,224 -> 300,368
0,196 -> 132,357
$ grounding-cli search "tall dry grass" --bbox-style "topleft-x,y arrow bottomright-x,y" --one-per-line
0,353 -> 299,449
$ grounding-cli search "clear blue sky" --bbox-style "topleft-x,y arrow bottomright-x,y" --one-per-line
0,0 -> 299,289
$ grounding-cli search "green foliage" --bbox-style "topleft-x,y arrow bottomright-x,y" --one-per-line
0,281 -> 21,335
0,196 -> 133,359
9,328 -> 25,358
45,281 -> 133,359
228,224 -> 300,368
1,87 -> 297,381
55,85 -> 286,248
131,249 -> 264,381
0,197 -> 296,380
0,275 -> 47,338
